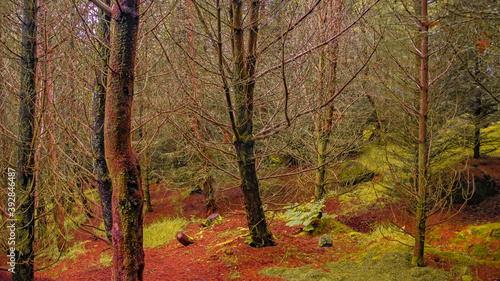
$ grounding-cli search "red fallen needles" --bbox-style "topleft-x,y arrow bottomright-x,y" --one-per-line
176,231 -> 194,246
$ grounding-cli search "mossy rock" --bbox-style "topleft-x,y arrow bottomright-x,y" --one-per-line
466,222 -> 500,240
338,161 -> 375,187
318,234 -> 333,247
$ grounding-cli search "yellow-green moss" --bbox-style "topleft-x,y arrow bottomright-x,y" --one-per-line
262,251 -> 450,281
143,217 -> 190,248
99,252 -> 113,267
426,247 -> 500,267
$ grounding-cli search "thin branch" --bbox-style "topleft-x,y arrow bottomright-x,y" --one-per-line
217,0 -> 239,141
256,0 -> 380,80
458,54 -> 500,104
281,35 -> 291,127
257,0 -> 323,56
88,0 -> 112,16
255,36 -> 381,139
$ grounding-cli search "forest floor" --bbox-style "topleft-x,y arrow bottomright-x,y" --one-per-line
1,157 -> 500,281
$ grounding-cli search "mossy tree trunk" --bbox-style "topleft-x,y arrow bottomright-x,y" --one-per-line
104,0 -> 144,279
315,0 -> 341,203
138,127 -> 153,213
413,0 -> 429,267
472,56 -> 484,159
15,0 -> 37,279
143,151 -> 153,213
230,0 -> 274,248
91,0 -> 113,243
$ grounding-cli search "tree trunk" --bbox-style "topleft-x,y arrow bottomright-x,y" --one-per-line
14,0 -> 37,279
473,92 -> 482,159
105,0 -> 144,279
235,140 -> 275,247
231,0 -> 274,248
143,147 -> 153,213
413,0 -> 429,267
201,175 -> 217,215
91,0 -> 113,243
315,0 -> 341,202
138,127 -> 153,213
315,134 -> 327,201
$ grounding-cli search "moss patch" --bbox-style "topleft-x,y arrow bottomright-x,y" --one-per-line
143,217 -> 190,248
467,222 -> 500,240
99,252 -> 113,267
261,251 -> 450,281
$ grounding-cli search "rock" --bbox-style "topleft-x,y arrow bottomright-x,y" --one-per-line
338,161 -> 375,187
452,166 -> 498,205
318,234 -> 333,247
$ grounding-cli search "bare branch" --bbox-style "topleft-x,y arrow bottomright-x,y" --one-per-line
256,0 -> 380,79
88,0 -> 112,16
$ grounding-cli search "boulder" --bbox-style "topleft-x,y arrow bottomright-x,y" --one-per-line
452,167 -> 498,205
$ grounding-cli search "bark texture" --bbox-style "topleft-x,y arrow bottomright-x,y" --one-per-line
104,0 -> 144,279
14,0 -> 37,279
230,0 -> 274,248
92,0 -> 113,243
413,0 -> 429,267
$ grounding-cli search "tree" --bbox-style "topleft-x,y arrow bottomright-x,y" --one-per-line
90,0 -> 145,278
91,0 -> 113,243
443,0 -> 500,158
106,6 -> 144,281
226,0 -> 275,248
369,0 -> 470,266
314,0 -> 343,202
414,0 -> 429,267
15,0 -> 38,279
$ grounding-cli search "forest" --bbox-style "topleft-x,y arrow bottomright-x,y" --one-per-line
0,0 -> 499,280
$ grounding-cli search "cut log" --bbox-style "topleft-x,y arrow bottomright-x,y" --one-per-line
176,231 -> 194,246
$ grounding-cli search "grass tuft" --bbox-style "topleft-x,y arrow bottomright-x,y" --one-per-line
143,217 -> 190,248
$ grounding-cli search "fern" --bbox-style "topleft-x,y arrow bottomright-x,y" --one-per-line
282,199 -> 326,231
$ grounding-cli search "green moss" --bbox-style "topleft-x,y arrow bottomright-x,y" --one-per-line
426,247 -> 500,266
99,252 -> 113,267
338,182 -> 390,208
461,275 -> 473,281
261,251 -> 450,281
470,243 -> 500,261
483,122 -> 500,157
329,219 -> 353,234
143,217 -> 190,248
468,222 -> 500,240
